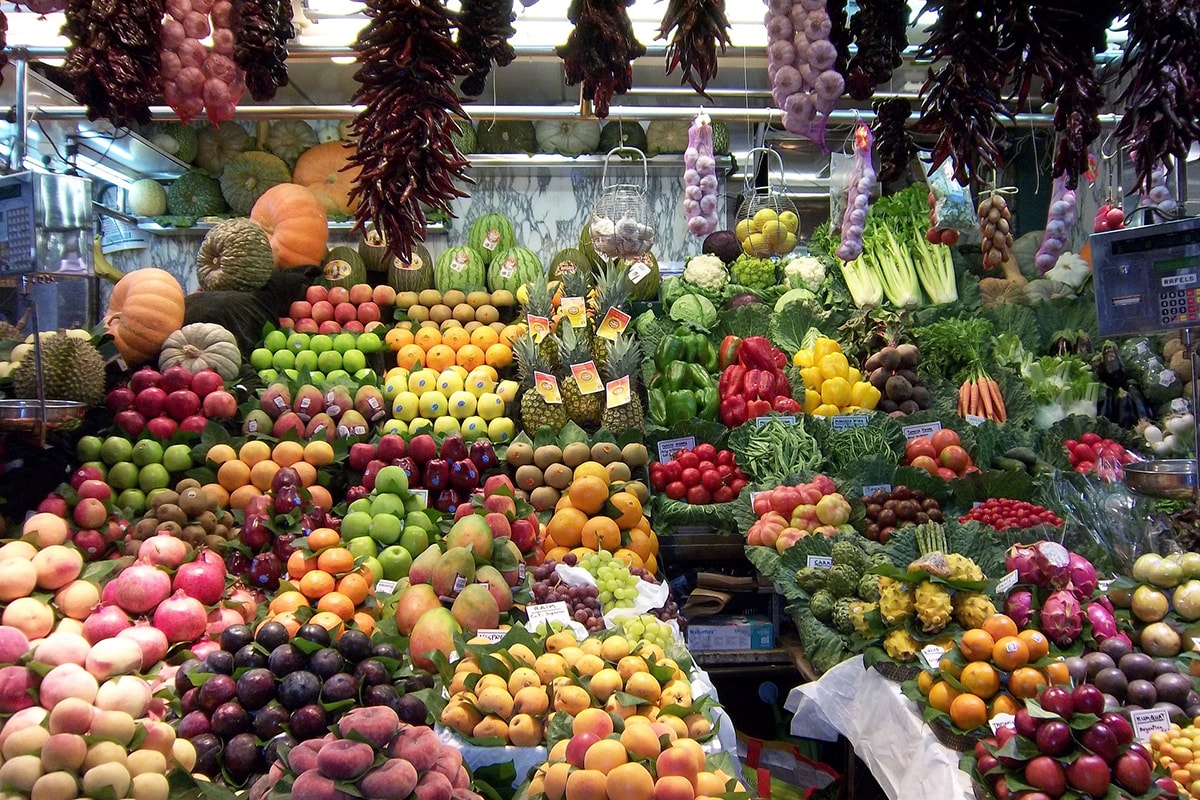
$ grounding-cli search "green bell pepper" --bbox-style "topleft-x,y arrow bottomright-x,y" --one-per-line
663,362 -> 694,391
693,337 -> 719,373
648,388 -> 667,427
686,363 -> 713,389
654,335 -> 687,374
665,390 -> 699,424
696,386 -> 719,420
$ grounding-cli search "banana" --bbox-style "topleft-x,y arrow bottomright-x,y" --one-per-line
92,235 -> 125,284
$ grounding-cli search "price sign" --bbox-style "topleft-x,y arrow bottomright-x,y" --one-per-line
863,484 -> 892,496
902,422 -> 943,441
831,415 -> 870,431
806,556 -> 833,570
919,645 -> 947,670
965,415 -> 986,427
534,372 -> 563,404
528,315 -> 551,343
525,602 -> 572,627
606,377 -> 630,408
996,570 -> 1019,594
597,307 -> 632,340
1131,708 -> 1172,742
410,489 -> 429,506
561,297 -> 587,328
375,579 -> 399,595
656,437 -> 696,463
475,629 -> 507,643
1097,580 -> 1113,592
570,361 -> 604,395
757,415 -> 797,427
988,714 -> 1016,734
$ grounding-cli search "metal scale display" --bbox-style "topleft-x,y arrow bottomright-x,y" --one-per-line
1091,215 -> 1200,500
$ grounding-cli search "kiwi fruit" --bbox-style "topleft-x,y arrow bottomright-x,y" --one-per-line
156,521 -> 182,538
177,488 -> 207,518
150,490 -> 179,509
543,463 -> 573,490
562,441 -> 591,468
506,442 -> 534,466
590,442 -> 621,465
475,305 -> 499,325
530,486 -> 561,511
133,518 -> 157,540
205,535 -> 225,550
621,442 -> 648,467
533,445 -> 564,470
182,524 -> 207,544
155,504 -> 187,526
175,478 -> 201,492
515,464 -> 544,491
195,510 -> 218,533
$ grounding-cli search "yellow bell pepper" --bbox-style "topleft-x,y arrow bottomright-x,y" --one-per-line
846,366 -> 862,385
818,352 -> 850,381
793,349 -> 813,368
803,388 -> 821,413
813,403 -> 840,417
813,337 -> 841,361
800,366 -> 824,390
821,376 -> 852,408
850,381 -> 881,409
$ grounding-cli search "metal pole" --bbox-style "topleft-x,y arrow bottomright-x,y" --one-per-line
20,276 -> 47,444
10,53 -> 28,171
1188,328 -> 1200,502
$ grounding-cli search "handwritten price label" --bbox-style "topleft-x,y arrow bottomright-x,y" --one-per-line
965,415 -> 986,427
989,714 -> 1016,734
374,579 -> 399,595
902,422 -> 943,441
831,415 -> 870,431
475,629 -> 507,643
656,437 -> 696,463
525,602 -> 572,627
863,484 -> 892,496
757,415 -> 797,427
996,570 -> 1019,594
410,489 -> 429,506
806,556 -> 833,570
1131,708 -> 1172,742
920,645 -> 946,670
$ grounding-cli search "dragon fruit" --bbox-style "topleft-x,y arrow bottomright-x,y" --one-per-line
1004,589 -> 1035,629
1006,543 -> 1043,585
1033,541 -> 1072,588
1067,553 -> 1098,601
1041,589 -> 1084,646
1085,601 -> 1119,642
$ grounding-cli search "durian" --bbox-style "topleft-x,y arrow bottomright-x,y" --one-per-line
0,321 -> 22,341
13,332 -> 106,406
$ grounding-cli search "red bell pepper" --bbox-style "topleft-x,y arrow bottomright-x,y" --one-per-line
719,364 -> 746,399
743,369 -> 776,401
719,395 -> 748,427
774,370 -> 791,399
738,336 -> 777,371
747,398 -> 772,419
773,348 -> 787,369
772,396 -> 801,413
718,335 -> 742,370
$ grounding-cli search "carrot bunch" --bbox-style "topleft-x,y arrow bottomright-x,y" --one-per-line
958,368 -> 1007,422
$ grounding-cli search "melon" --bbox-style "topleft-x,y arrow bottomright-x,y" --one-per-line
128,180 -> 168,217
646,120 -> 691,156
358,224 -> 391,272
619,252 -> 661,302
548,248 -> 589,284
487,246 -> 543,293
598,121 -> 648,154
451,121 -> 477,155
712,121 -> 731,155
466,214 -> 516,265
321,246 -> 367,289
535,119 -> 601,156
434,246 -> 486,293
388,244 -> 434,293
476,121 -> 536,154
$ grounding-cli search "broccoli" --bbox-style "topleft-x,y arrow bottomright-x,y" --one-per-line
857,573 -> 882,603
832,598 -> 856,634
826,564 -> 861,598
796,566 -> 828,595
810,590 -> 835,624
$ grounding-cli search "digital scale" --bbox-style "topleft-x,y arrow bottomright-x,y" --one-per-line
1091,216 -> 1200,500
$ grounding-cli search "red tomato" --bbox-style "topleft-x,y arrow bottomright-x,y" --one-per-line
752,493 -> 771,514
936,467 -> 958,481
700,470 -> 724,493
665,481 -> 687,500
713,486 -> 735,504
680,467 -> 701,488
716,464 -> 733,479
930,428 -> 961,452
905,437 -> 937,462
910,455 -> 940,475
686,485 -> 711,505
697,460 -> 716,473
939,445 -> 970,473
716,450 -> 735,466
730,478 -> 748,494
694,443 -> 717,462
661,461 -> 682,483
678,451 -> 700,470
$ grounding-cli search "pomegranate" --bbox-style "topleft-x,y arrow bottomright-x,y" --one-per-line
138,533 -> 190,569
111,558 -> 172,614
82,604 -> 132,645
172,558 -> 226,605
152,590 -> 207,644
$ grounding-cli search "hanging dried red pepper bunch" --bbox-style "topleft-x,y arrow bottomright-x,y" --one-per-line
232,0 -> 294,101
348,0 -> 473,261
872,97 -> 916,184
458,0 -> 517,97
557,0 -> 646,118
845,0 -> 909,101
1115,0 -> 1200,193
60,0 -> 164,126
656,0 -> 732,98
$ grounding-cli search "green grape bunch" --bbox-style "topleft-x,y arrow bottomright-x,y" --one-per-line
580,550 -> 642,613
614,613 -> 676,651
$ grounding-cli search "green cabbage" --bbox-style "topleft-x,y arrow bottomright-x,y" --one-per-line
668,293 -> 718,329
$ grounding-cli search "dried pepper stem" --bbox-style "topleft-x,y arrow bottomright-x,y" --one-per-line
557,0 -> 646,119
656,0 -> 731,98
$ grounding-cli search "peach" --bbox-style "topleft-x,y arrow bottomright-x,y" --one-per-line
649,722 -> 678,745
471,715 -> 509,739
85,637 -> 144,681
83,740 -> 127,771
565,732 -> 600,768
0,754 -> 44,793
0,665 -> 37,713
608,762 -> 655,800
388,724 -> 441,773
547,739 -> 569,763
653,775 -> 696,800
2,724 -> 49,759
138,720 -> 176,757
604,694 -> 638,720
89,709 -> 136,745
431,743 -> 462,782
543,762 -> 572,800
439,701 -> 482,737
0,626 -> 30,664
573,707 -> 615,740
534,653 -> 568,684
39,663 -> 99,709
507,714 -> 542,747
552,684 -> 590,716
31,545 -> 83,591
557,646 -> 585,668
656,747 -> 699,790
544,631 -> 578,654
507,643 -> 537,667
55,617 -> 85,636
658,715 -> 689,741
684,714 -> 712,739
565,768 -> 608,800
132,772 -> 170,800
413,770 -> 453,800
474,674 -> 508,694
293,768 -> 353,800
81,761 -> 131,799
126,748 -> 167,776
583,738 -> 628,774
575,654 -> 605,677
31,770 -> 78,800
286,739 -> 325,774
358,757 -> 418,800
624,672 -> 662,704
0,541 -> 37,561
620,723 -> 662,760
337,705 -> 400,749
507,666 -> 540,695
22,512 -> 70,547
670,739 -> 706,774
601,635 -> 632,662
3,596 -> 54,640
371,285 -> 396,307
512,685 -> 549,717
659,679 -> 692,708
0,558 -> 37,601
48,696 -> 95,735
172,738 -> 196,772
54,579 -> 101,621
695,772 -> 730,796
316,739 -> 375,780
618,655 -> 650,681
590,668 -> 623,703
41,732 -> 87,772
474,687 -> 514,720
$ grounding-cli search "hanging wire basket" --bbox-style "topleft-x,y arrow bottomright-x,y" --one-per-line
735,147 -> 800,258
589,147 -> 656,259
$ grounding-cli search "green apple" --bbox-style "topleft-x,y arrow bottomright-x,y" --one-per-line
408,418 -> 433,436
271,349 -> 296,371
282,369 -> 300,382
399,526 -> 430,558
309,371 -> 325,384
76,435 -> 103,463
138,463 -> 170,492
459,416 -> 487,441
353,368 -> 376,384
316,350 -> 343,374
448,390 -> 477,420
381,419 -> 407,436
325,369 -> 350,383
250,348 -> 274,370
369,514 -> 402,545
378,545 -> 413,580
392,391 -> 419,422
432,416 -> 460,438
263,329 -> 288,352
404,493 -> 427,514
286,332 -> 310,352
100,436 -> 134,466
131,439 -> 164,467
348,497 -> 373,515
259,368 -> 279,384
356,332 -> 382,354
476,392 -> 505,421
405,509 -> 436,533
341,511 -> 373,540
346,536 -> 378,559
487,417 -> 515,444
294,350 -> 319,373
332,333 -> 357,354
374,466 -> 409,496
360,556 -> 384,585
80,461 -> 108,480
369,493 -> 406,518
162,444 -> 193,473
309,334 -> 334,354
117,488 -> 146,514
342,349 -> 367,374
106,461 -> 140,491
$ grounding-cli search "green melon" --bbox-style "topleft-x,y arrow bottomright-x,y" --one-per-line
166,171 -> 227,217
388,244 -> 434,293
321,246 -> 367,289
548,248 -> 589,284
466,214 -> 516,265
434,246 -> 486,293
476,121 -> 537,154
619,252 -> 661,302
487,246 -> 543,293
578,221 -> 606,274
598,121 -> 648,154
358,224 -> 391,272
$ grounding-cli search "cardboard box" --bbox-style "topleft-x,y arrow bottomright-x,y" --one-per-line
686,615 -> 775,652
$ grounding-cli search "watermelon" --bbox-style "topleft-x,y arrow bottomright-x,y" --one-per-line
578,221 -> 607,274
548,248 -> 589,284
434,246 -> 486,293
598,121 -> 648,154
358,224 -> 391,272
487,246 -> 543,293
467,214 -> 516,265
321,246 -> 367,289
476,121 -> 537,153
619,252 -> 661,302
388,244 -> 434,292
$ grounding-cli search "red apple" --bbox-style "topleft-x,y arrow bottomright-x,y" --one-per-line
128,368 -> 162,394
72,529 -> 107,558
105,386 -> 136,414
376,434 -> 406,462
164,390 -> 201,421
203,390 -> 238,419
306,285 -> 329,304
190,370 -> 225,398
179,415 -> 209,435
114,409 -> 147,437
73,497 -> 108,529
356,302 -> 381,324
342,320 -> 364,334
295,318 -> 319,334
146,415 -> 178,438
311,301 -> 335,324
364,320 -> 386,333
348,443 -> 377,472
277,318 -> 295,329
334,302 -> 358,325
77,479 -> 112,502
1065,754 -> 1110,797
37,495 -> 68,516
160,365 -> 193,393
289,300 -> 313,320
318,320 -> 342,335
133,387 -> 167,419
70,466 -> 104,490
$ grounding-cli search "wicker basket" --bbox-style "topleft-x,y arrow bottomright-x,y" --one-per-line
929,716 -> 986,752
734,148 -> 800,258
871,659 -> 922,683
589,147 -> 655,259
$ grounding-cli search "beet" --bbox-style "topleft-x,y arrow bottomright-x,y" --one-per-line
703,230 -> 742,263
727,293 -> 762,309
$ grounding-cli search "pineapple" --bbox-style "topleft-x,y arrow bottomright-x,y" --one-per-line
590,260 -> 631,365
557,324 -> 603,426
557,267 -> 594,348
513,330 -> 567,434
600,333 -> 643,435
521,279 -> 559,369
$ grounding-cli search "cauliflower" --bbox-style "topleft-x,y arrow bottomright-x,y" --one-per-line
784,255 -> 826,291
914,581 -> 954,633
681,254 -> 729,301
878,577 -> 915,624
945,554 -> 983,583
883,628 -> 921,662
953,592 -> 998,629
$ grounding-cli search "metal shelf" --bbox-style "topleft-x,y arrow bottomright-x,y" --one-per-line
134,219 -> 447,235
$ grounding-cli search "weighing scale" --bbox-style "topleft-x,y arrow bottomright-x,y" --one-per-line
1091,215 -> 1200,500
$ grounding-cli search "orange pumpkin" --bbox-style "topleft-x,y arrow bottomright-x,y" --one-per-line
250,183 -> 329,268
292,142 -> 361,216
104,268 -> 186,366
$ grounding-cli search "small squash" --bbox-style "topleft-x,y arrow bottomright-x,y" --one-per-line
535,119 -> 601,156
104,268 -> 187,366
159,323 -> 242,380
220,151 -> 292,215
293,142 -> 361,216
196,218 -> 275,292
261,120 -> 319,167
250,183 -> 329,269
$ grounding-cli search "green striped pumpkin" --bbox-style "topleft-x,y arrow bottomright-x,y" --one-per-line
618,252 -> 661,302
434,246 -> 486,293
321,246 -> 367,289
466,214 -> 516,265
487,246 -> 543,293
388,244 -> 434,293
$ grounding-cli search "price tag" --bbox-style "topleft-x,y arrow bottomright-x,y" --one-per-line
806,555 -> 833,570
988,714 -> 1016,734
410,489 -> 429,506
656,437 -> 696,463
1097,579 -> 1113,592
605,377 -> 630,408
902,422 -> 943,441
561,297 -> 587,328
965,414 -> 986,427
597,307 -> 632,340
452,574 -> 468,596
375,579 -> 399,595
831,415 -> 870,431
1192,637 -> 1200,652
1131,708 -> 1172,742
475,629 -> 507,643
756,415 -> 797,427
996,570 -> 1019,594
525,602 -> 572,627
919,645 -> 946,670
863,484 -> 892,496
627,258 -> 652,285
482,228 -> 502,251
450,250 -> 471,271
570,361 -> 604,395
498,256 -> 517,279
527,315 -> 551,343
534,371 -> 562,404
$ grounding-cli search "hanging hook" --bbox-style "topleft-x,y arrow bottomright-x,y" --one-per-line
1099,128 -> 1121,161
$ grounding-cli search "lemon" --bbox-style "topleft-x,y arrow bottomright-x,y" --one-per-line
747,233 -> 770,256
734,219 -> 752,242
761,220 -> 785,247
779,210 -> 800,233
780,232 -> 798,254
753,208 -> 779,226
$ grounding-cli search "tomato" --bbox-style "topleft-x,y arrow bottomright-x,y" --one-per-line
677,451 -> 700,470
930,428 -> 961,452
680,467 -> 701,488
700,470 -> 724,493
713,486 -> 735,504
665,481 -> 687,500
686,485 -> 711,505
716,449 -> 735,467
661,460 -> 682,483
648,463 -> 666,491
1080,432 -> 1102,446
730,478 -> 748,495
939,444 -> 970,473
936,467 -> 958,481
694,443 -> 717,462
697,460 -> 715,474
752,493 -> 771,514
906,437 -> 937,462
910,455 -> 940,475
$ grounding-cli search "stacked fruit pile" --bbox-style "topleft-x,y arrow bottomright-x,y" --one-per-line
106,365 -> 239,438
205,438 -> 334,512
541,464 -> 658,573
649,442 -> 748,505
506,438 -> 648,512
864,343 -> 932,417
72,434 -> 197,516
380,364 -> 516,442
903,429 -> 977,480
746,476 -> 852,551
1002,541 -> 1106,649
861,486 -> 943,543
1106,550 -> 1200,659
125,482 -> 238,559
248,328 -> 383,387
345,434 -> 503,515
281,283 -> 394,335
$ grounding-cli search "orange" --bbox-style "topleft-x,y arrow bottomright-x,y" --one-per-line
303,440 -> 335,466
981,614 -> 1019,641
642,554 -> 657,575
307,485 -> 333,512
960,662 -> 1000,700
317,546 -> 355,576
960,629 -> 996,662
500,325 -> 521,346
307,527 -> 340,550
992,636 -> 1030,671
456,344 -> 486,371
554,494 -> 575,512
612,549 -> 644,570
287,550 -> 317,579
201,483 -> 229,509
485,343 -> 512,369
396,344 -> 427,370
1018,629 -> 1050,662
205,443 -> 237,466
266,611 -> 301,637
917,670 -> 936,696
544,546 -> 570,564
546,508 -> 588,549
581,517 -> 621,552
299,569 -> 335,599
949,693 -> 988,731
938,655 -> 963,680
308,610 -> 345,632
1009,666 -> 1049,699
626,529 -> 653,563
470,326 -> 499,350
292,461 -> 318,487
426,344 -> 457,372
1044,660 -> 1071,686
272,441 -> 305,468
573,462 -> 611,485
609,492 -> 642,530
228,484 -> 262,510
250,459 -> 281,491
238,440 -> 271,467
386,326 -> 414,351
317,591 -> 356,621
217,460 -> 252,491
442,327 -> 471,351
337,572 -> 371,606
414,327 -> 442,351
353,611 -> 376,636
269,590 -> 309,615
568,476 -> 610,515
928,681 -> 960,713
989,693 -> 1019,718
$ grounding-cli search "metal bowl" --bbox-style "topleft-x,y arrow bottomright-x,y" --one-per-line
1124,459 -> 1198,499
0,400 -> 88,432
